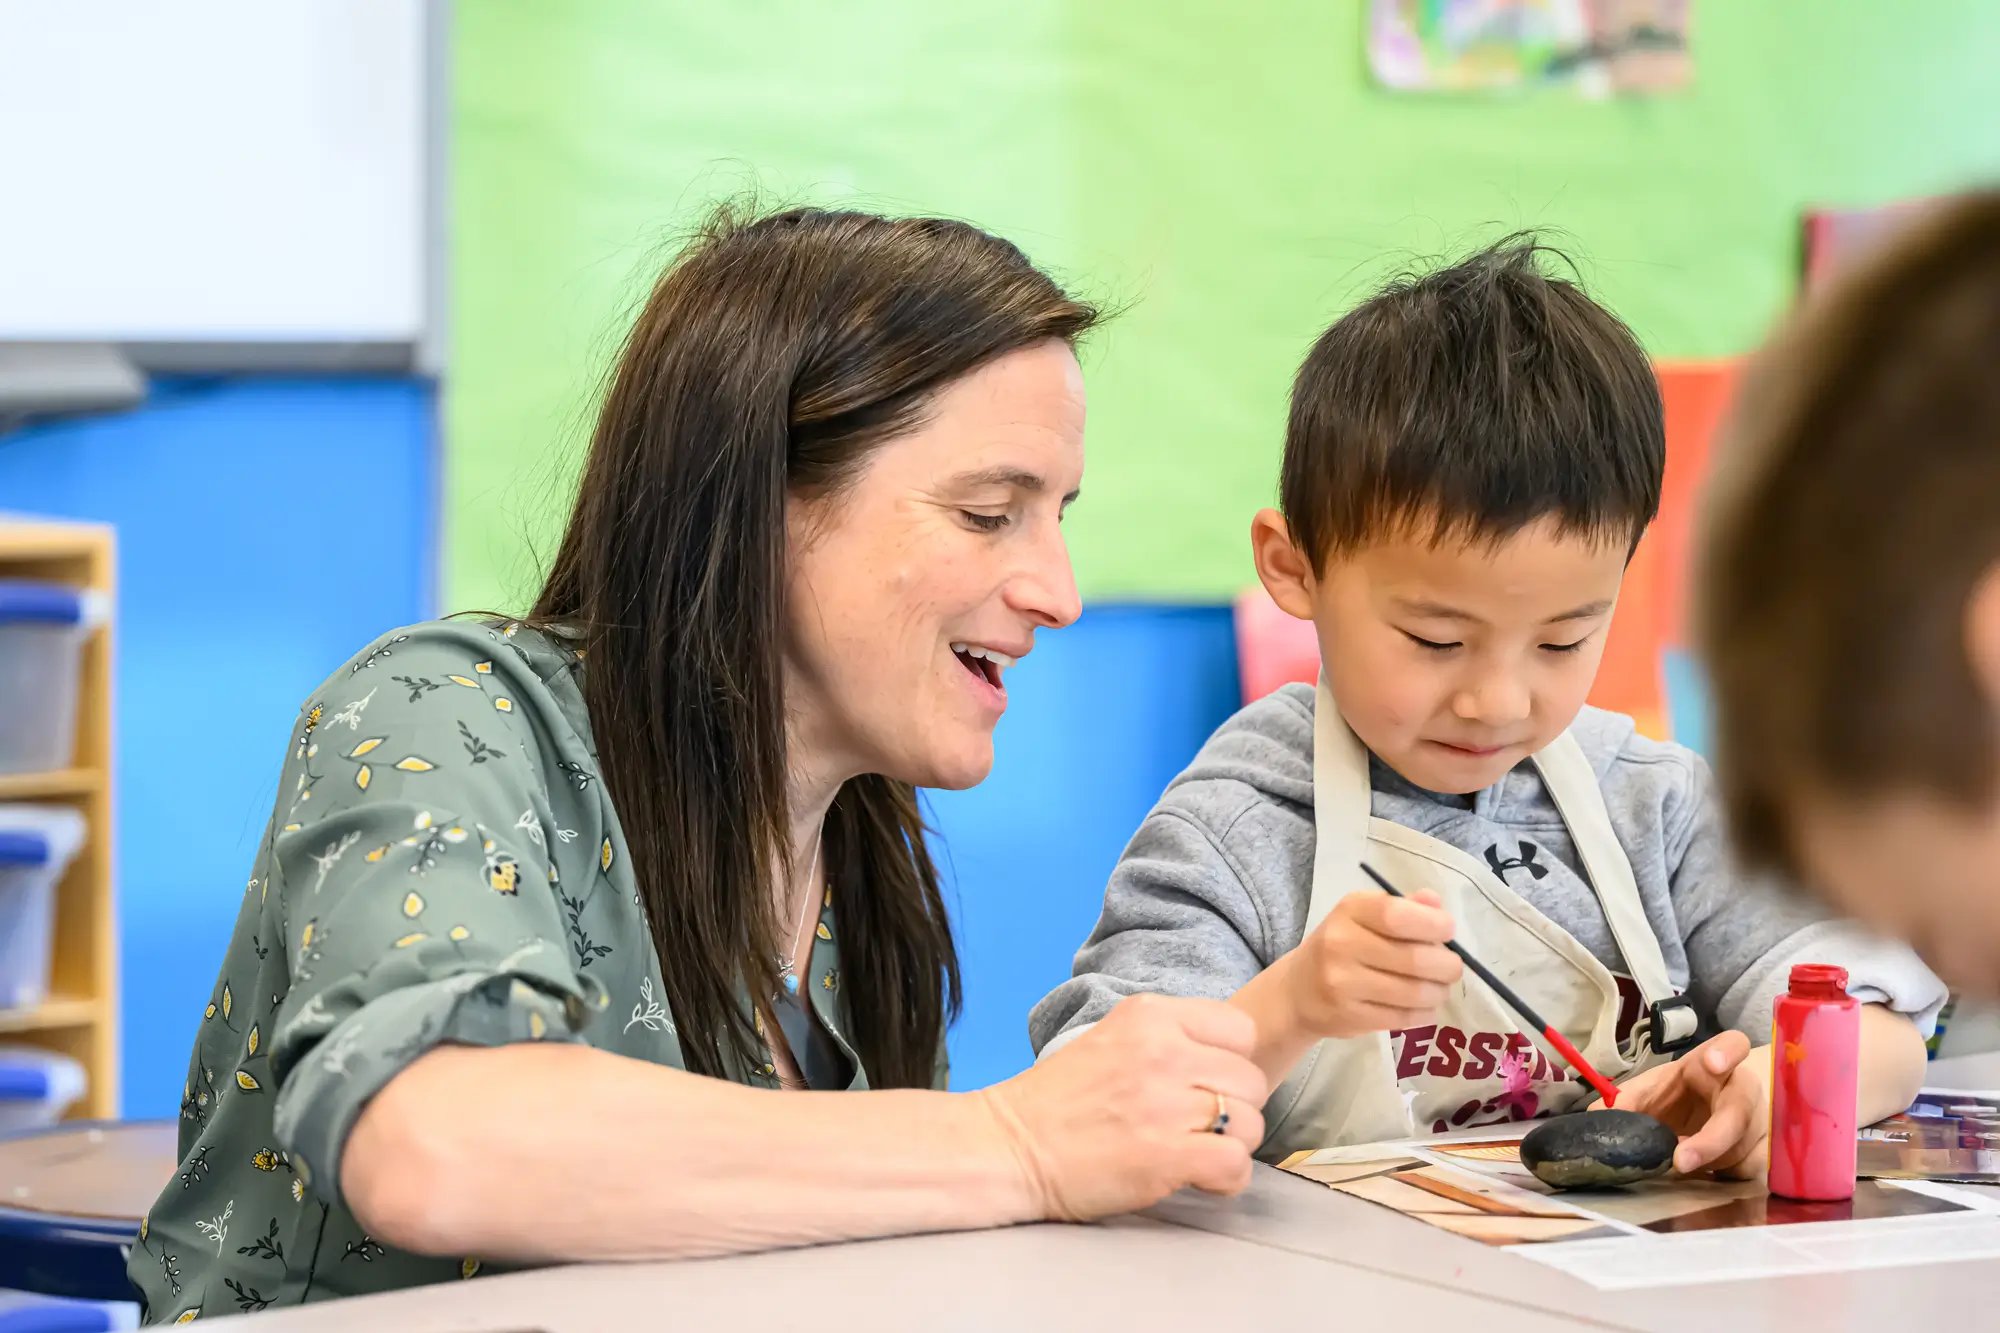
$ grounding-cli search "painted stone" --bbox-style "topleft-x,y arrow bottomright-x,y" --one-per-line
1520,1109 -> 1677,1189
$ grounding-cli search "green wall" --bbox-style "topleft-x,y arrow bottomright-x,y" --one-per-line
450,2 -> 2000,609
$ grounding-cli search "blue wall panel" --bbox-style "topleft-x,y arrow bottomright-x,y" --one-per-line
0,378 -> 436,1117
929,604 -> 1242,1091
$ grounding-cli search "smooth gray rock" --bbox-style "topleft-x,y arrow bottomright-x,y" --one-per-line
1519,1109 -> 1677,1189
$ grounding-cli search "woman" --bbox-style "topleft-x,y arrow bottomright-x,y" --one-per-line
130,206 -> 1267,1320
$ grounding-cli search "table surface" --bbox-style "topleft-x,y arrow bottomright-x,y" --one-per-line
229,1213 -> 1615,1333
182,1053 -> 2000,1328
0,1120 -> 176,1222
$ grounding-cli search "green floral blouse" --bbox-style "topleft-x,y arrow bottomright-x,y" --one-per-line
129,620 -> 918,1322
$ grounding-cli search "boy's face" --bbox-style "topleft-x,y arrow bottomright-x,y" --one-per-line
1791,788 -> 2000,997
1255,512 -> 1628,794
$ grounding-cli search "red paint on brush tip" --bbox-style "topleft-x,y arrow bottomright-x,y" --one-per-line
1543,1025 -> 1618,1107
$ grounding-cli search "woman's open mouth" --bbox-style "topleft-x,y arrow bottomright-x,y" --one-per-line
951,642 -> 1017,700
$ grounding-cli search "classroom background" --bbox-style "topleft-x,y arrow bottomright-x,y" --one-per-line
4,0 -> 2000,1129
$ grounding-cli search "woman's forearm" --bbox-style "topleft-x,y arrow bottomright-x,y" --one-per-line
342,1043 -> 1040,1262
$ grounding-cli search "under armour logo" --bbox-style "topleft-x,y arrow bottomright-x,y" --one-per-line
1484,841 -> 1549,881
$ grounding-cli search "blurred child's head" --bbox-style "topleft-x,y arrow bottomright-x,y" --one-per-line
1254,236 -> 1663,794
1701,191 -> 2000,993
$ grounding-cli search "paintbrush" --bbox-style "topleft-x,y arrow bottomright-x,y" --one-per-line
1359,860 -> 1621,1108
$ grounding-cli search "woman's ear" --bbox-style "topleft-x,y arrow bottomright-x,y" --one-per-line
1251,509 -> 1318,621
1965,562 -> 2000,709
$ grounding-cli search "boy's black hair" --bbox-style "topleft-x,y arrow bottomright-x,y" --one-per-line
1281,234 -> 1664,570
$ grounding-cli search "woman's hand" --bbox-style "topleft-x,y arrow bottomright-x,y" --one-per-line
1613,1030 -> 1771,1178
977,994 -> 1269,1222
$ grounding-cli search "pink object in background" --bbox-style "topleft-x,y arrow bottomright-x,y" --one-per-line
1232,586 -> 1321,704
1803,200 -> 1940,288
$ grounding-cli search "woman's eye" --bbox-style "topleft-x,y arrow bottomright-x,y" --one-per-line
960,511 -> 1011,533
1403,632 -> 1460,653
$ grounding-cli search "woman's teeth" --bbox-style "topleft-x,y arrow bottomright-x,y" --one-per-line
950,643 -> 1018,670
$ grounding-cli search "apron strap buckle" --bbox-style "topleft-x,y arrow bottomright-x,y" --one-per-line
1645,995 -> 1701,1056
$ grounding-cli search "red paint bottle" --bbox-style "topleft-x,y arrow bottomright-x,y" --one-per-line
1769,963 -> 1860,1201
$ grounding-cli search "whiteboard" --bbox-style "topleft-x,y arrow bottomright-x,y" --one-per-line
0,0 -> 434,348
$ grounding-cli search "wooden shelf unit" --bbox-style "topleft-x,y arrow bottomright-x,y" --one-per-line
0,517 -> 117,1118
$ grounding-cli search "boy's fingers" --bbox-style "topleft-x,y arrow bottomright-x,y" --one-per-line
1606,1072 -> 1665,1116
1704,1128 -> 1767,1179
1678,1031 -> 1753,1099
1672,1078 -> 1756,1173
1358,893 -> 1456,944
1349,999 -> 1438,1031
1350,932 -> 1463,984
1356,974 -> 1450,1012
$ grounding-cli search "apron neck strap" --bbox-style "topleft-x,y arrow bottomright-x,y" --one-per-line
1305,673 -> 1373,934
1530,734 -> 1695,1050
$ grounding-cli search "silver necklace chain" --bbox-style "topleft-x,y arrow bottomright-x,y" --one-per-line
774,837 -> 823,998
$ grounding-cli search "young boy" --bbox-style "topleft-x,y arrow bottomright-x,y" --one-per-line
1032,237 -> 1942,1171
1701,191 -> 2000,1000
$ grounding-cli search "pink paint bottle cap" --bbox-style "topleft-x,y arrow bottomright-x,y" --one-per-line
1787,963 -> 1850,1000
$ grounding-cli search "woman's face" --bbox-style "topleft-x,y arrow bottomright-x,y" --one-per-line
784,339 -> 1086,792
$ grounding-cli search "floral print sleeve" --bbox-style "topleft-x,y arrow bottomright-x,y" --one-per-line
127,620 -> 695,1322
263,640 -> 602,1208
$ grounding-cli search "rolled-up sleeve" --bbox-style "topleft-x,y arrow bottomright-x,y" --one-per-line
261,637 -> 606,1204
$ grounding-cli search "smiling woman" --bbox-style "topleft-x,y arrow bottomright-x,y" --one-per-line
127,205 -> 1270,1320
779,345 -> 1085,797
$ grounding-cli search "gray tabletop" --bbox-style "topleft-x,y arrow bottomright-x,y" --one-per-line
231,1052 -> 2000,1330
228,1212 -> 1613,1332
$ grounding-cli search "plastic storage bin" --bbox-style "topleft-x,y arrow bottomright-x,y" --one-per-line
0,582 -> 106,776
0,807 -> 87,1011
0,1047 -> 85,1136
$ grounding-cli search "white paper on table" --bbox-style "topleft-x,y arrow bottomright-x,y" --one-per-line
1517,1208 -> 2000,1290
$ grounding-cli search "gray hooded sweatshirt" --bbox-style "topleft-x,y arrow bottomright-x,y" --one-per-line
1030,685 -> 1945,1113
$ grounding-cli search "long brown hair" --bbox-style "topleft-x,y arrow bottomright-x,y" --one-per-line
530,205 -> 1098,1086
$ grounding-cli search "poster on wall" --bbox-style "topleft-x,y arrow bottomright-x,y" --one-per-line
1368,0 -> 1691,97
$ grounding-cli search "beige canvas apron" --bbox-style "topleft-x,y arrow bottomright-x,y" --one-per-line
1260,676 -> 1700,1158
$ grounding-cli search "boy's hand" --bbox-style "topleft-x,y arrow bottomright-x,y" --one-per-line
1612,1030 -> 1770,1178
1284,889 -> 1463,1039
